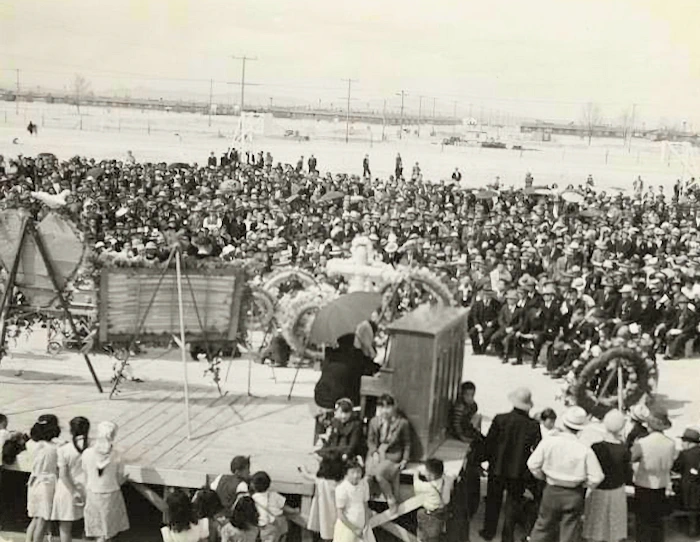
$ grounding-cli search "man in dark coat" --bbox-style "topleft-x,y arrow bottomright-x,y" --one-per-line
665,295 -> 697,359
489,289 -> 522,362
480,387 -> 541,542
468,287 -> 500,354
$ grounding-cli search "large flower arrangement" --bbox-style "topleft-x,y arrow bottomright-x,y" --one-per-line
563,335 -> 658,419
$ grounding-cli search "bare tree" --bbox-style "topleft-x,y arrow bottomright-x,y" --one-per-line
72,74 -> 91,113
580,102 -> 602,145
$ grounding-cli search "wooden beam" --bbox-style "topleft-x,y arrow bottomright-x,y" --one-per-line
379,522 -> 420,542
368,496 -> 424,529
129,481 -> 168,514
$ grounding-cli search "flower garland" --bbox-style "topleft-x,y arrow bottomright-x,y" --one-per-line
563,335 -> 658,419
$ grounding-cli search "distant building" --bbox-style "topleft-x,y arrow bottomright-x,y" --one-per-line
519,121 -> 625,138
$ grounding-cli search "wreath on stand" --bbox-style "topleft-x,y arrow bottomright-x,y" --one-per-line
563,335 -> 658,419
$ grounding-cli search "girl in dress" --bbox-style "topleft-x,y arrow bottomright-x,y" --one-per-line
583,409 -> 631,542
161,489 -> 210,542
306,450 -> 346,542
333,459 -> 372,542
52,416 -> 90,542
220,494 -> 260,542
81,421 -> 129,542
26,415 -> 61,542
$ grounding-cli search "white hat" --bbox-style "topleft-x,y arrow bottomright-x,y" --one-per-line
561,406 -> 588,431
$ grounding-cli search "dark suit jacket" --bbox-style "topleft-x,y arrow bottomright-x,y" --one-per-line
616,299 -> 641,323
497,304 -> 522,331
484,408 -> 541,480
367,415 -> 411,464
595,291 -> 621,319
322,417 -> 365,459
470,298 -> 501,328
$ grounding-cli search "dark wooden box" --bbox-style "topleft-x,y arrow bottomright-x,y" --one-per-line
361,305 -> 468,459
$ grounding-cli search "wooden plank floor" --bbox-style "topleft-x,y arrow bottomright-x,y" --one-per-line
0,345 -> 319,496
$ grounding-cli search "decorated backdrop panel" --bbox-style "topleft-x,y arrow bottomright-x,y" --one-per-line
99,267 -> 246,344
0,210 -> 86,307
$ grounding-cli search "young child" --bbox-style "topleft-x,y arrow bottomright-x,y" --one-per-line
450,382 -> 481,443
213,456 -> 251,511
222,494 -> 260,542
413,459 -> 452,542
538,408 -> 559,439
333,459 -> 372,542
250,471 -> 292,542
306,450 -> 346,542
673,428 -> 700,512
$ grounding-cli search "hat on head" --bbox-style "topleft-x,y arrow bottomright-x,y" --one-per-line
603,409 -> 626,436
620,284 -> 634,294
505,289 -> 519,301
646,406 -> 672,431
507,387 -> 534,411
385,241 -> 398,254
561,406 -> 588,431
681,428 -> 700,443
630,403 -> 650,423
542,284 -> 557,296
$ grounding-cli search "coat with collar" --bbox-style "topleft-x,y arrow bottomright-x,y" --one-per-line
484,408 -> 541,480
367,415 -> 412,464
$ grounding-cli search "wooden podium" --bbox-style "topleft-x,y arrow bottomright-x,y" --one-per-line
361,305 -> 468,459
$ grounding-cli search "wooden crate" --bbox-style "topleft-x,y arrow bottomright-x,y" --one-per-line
362,305 -> 468,459
98,267 -> 247,344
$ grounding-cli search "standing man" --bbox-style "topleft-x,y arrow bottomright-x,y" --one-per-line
632,406 -> 676,542
479,387 -> 541,542
362,154 -> 371,179
308,154 -> 317,174
527,406 -> 604,542
395,153 -> 403,180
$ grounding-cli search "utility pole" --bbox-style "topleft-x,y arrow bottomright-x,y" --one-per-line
418,96 -> 424,136
208,78 -> 213,127
342,78 -> 357,144
432,98 -> 436,121
397,90 -> 407,140
628,103 -> 637,152
15,69 -> 20,115
452,101 -> 458,133
382,99 -> 387,141
231,55 -> 257,139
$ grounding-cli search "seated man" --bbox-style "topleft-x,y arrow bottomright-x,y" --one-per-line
468,287 -> 500,355
665,295 -> 697,359
366,394 -> 411,514
515,285 -> 561,367
490,289 -> 522,362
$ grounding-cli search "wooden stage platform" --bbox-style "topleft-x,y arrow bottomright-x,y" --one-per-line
0,347 -> 470,500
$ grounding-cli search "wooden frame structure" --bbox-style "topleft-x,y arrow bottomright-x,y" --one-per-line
0,216 -> 103,392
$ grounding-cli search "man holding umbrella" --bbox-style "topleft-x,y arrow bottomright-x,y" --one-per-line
312,293 -> 383,409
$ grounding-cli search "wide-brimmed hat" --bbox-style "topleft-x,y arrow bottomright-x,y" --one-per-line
619,284 -> 634,294
646,406 -> 672,431
385,241 -> 399,254
505,290 -> 519,301
562,406 -> 588,431
681,428 -> 700,443
508,387 -> 533,411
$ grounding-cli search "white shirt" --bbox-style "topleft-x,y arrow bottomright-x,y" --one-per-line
253,491 -> 286,527
335,478 -> 370,529
161,519 -> 209,542
527,432 -> 604,488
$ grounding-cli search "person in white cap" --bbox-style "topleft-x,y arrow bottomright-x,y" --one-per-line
583,410 -> 630,542
527,406 -> 604,542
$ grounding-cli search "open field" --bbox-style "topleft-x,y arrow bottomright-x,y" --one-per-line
0,102 -> 693,190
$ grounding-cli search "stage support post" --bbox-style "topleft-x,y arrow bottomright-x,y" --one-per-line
0,216 -> 29,365
32,223 -> 103,393
175,249 -> 192,439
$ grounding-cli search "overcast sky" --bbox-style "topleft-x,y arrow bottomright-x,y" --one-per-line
1,0 -> 698,125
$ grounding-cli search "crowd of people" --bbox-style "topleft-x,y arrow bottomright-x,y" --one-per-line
2,149 -> 700,366
2,146 -> 700,542
2,384 -> 700,542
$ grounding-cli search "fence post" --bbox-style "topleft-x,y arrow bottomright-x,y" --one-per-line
80,116 -> 83,131
148,120 -> 151,135
605,150 -> 609,164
